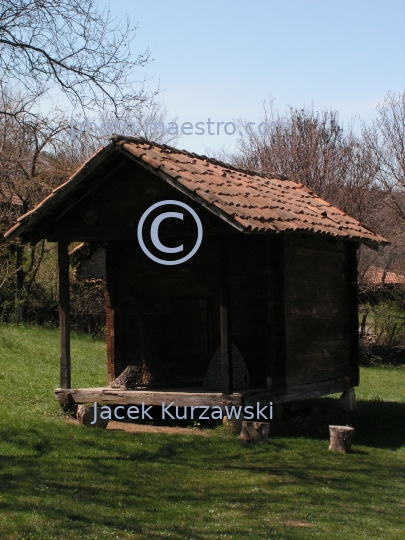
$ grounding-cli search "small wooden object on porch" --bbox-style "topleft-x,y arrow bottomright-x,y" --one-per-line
77,405 -> 109,428
328,425 -> 354,453
238,421 -> 270,444
223,414 -> 244,433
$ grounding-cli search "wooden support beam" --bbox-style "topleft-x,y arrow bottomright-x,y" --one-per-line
55,388 -> 243,407
220,235 -> 233,395
55,377 -> 351,407
58,241 -> 71,389
346,241 -> 360,386
105,242 -> 125,380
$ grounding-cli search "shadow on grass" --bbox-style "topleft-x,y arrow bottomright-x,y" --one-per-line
1,398 -> 405,538
279,397 -> 405,451
0,425 -> 307,538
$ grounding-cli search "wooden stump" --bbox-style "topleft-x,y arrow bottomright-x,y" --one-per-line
77,405 -> 109,428
238,421 -> 270,444
328,425 -> 354,453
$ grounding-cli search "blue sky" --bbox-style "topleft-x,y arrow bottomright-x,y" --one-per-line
94,0 -> 405,153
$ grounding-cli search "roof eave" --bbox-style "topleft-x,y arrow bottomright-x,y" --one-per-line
3,142 -> 117,242
2,137 -> 389,249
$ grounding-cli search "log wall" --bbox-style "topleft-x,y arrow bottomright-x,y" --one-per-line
283,235 -> 352,387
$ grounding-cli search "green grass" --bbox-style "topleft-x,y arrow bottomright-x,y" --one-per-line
357,363 -> 405,402
1,324 -> 405,539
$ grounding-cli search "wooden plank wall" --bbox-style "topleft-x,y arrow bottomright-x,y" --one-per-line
283,235 -> 352,386
220,235 -> 233,394
266,236 -> 287,393
228,235 -> 267,387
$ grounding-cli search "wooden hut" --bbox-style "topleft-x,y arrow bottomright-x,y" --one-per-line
4,136 -> 387,411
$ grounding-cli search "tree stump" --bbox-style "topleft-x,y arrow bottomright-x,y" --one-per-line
77,405 -> 109,428
328,425 -> 354,453
238,421 -> 270,444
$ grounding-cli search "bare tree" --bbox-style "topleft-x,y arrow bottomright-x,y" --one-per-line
363,91 -> 405,223
232,102 -> 382,220
0,0 -> 156,117
236,104 -> 347,194
355,90 -> 405,283
0,89 -> 75,319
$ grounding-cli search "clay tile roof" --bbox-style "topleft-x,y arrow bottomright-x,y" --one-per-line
3,136 -> 388,247
114,136 -> 387,247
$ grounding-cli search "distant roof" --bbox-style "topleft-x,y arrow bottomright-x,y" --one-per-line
4,136 -> 388,247
0,182 -> 23,207
362,266 -> 405,285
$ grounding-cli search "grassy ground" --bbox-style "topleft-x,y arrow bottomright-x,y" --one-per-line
1,324 -> 405,539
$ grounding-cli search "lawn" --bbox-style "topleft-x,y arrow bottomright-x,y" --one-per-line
1,324 -> 405,539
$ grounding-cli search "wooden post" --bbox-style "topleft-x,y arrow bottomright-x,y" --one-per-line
105,243 -> 121,380
347,242 -> 360,386
15,240 -> 25,323
359,313 -> 367,338
58,241 -> 71,390
220,235 -> 233,395
339,388 -> 356,411
105,290 -> 115,384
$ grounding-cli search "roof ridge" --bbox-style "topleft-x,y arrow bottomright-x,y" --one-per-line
110,134 -> 289,181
